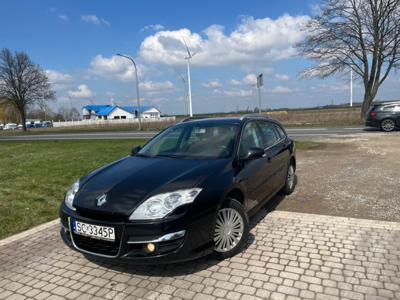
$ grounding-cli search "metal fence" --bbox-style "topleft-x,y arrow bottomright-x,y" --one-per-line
53,117 -> 176,127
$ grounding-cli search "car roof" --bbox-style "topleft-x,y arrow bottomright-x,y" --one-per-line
373,101 -> 400,106
179,115 -> 282,125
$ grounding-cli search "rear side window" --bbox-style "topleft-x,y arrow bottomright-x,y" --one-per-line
273,124 -> 286,140
257,121 -> 279,148
381,105 -> 396,111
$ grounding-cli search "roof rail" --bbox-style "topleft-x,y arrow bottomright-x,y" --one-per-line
180,116 -> 207,123
240,114 -> 269,120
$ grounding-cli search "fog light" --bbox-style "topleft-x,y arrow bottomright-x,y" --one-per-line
145,243 -> 156,253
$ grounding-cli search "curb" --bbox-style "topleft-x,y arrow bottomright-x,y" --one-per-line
0,219 -> 60,247
272,210 -> 400,231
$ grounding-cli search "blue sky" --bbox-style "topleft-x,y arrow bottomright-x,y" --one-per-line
0,0 -> 398,115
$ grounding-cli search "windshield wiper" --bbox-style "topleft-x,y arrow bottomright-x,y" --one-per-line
156,154 -> 185,159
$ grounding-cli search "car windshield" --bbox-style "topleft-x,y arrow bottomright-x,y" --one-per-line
138,123 -> 239,159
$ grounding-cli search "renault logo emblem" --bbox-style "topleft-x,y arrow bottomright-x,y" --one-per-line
96,194 -> 107,207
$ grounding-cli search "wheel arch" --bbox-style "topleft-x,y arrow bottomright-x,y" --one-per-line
290,156 -> 296,171
225,187 -> 246,206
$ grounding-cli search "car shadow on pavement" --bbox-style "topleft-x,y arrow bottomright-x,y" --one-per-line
85,193 -> 287,277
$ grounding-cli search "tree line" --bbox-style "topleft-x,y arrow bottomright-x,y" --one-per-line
1,0 -> 399,130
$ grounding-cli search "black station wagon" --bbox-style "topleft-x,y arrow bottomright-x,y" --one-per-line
60,116 -> 296,263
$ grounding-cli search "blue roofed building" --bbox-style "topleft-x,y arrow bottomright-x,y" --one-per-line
82,105 -> 161,120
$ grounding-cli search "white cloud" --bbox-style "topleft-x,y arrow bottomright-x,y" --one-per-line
58,14 -> 68,21
229,79 -> 241,86
90,55 -> 146,81
242,74 -> 257,85
139,80 -> 174,91
270,86 -> 292,94
229,74 -> 257,86
45,70 -> 73,92
275,74 -> 290,81
202,79 -> 223,89
215,88 -> 254,97
139,15 -> 309,67
141,24 -> 165,31
81,15 -> 110,26
68,84 -> 94,99
45,70 -> 72,85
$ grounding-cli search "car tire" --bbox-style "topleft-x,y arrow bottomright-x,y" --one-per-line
213,198 -> 249,259
380,119 -> 396,132
281,162 -> 296,195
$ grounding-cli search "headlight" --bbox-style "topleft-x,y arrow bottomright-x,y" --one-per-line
65,180 -> 79,210
129,188 -> 202,220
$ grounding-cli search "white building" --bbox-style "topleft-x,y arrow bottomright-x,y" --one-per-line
82,105 -> 161,120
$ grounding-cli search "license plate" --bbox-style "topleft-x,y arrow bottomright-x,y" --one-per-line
72,220 -> 115,241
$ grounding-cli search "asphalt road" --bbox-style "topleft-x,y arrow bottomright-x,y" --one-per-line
0,127 -> 385,141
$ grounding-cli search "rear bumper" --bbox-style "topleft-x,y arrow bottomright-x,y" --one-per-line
59,203 -> 215,264
365,119 -> 380,128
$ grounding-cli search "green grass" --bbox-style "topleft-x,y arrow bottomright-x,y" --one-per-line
0,139 -> 147,239
0,139 -> 325,240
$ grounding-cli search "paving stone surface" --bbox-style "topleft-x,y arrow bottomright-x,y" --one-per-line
1,210 -> 400,300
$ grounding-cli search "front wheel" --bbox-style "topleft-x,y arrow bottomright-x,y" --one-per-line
381,119 -> 396,132
213,199 -> 249,259
281,163 -> 296,195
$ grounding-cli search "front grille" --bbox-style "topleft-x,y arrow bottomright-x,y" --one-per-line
70,219 -> 124,257
72,233 -> 121,256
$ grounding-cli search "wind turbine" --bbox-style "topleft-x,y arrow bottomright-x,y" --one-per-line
182,37 -> 195,117
178,74 -> 188,115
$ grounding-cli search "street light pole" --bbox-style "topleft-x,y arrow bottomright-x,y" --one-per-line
116,53 -> 142,131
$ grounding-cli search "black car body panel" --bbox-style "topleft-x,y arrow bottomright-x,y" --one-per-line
60,116 -> 296,263
74,156 -> 229,218
365,101 -> 400,130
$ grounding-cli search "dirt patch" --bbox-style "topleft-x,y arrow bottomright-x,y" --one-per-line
277,134 -> 400,222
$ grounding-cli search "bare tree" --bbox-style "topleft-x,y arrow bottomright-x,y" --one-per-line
0,48 -> 56,130
298,0 -> 400,118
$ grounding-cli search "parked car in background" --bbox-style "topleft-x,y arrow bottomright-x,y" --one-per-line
60,116 -> 296,263
43,121 -> 53,128
366,101 -> 400,132
0,124 -> 3,130
4,123 -> 18,130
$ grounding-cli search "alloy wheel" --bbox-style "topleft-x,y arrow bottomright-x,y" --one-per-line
381,119 -> 395,132
287,165 -> 295,190
214,208 -> 244,253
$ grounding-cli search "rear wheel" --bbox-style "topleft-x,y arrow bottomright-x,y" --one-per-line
213,199 -> 249,259
381,119 -> 396,132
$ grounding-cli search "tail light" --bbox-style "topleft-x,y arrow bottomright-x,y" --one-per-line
370,111 -> 377,119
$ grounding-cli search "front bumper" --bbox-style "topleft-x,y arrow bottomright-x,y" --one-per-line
59,203 -> 215,264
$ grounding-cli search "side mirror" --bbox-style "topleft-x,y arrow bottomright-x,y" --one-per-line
243,147 -> 265,160
131,146 -> 142,156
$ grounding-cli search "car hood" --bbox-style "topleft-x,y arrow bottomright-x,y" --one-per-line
73,156 -> 228,217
